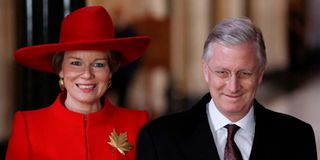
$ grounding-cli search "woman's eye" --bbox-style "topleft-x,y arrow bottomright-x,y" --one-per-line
93,63 -> 105,67
70,61 -> 81,66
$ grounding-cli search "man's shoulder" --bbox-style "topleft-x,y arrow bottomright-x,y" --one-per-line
145,108 -> 197,131
139,109 -> 202,145
252,101 -> 317,160
142,93 -> 211,135
254,100 -> 312,130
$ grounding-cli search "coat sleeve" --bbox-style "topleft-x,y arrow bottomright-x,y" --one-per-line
6,111 -> 31,160
301,124 -> 318,160
136,125 -> 159,160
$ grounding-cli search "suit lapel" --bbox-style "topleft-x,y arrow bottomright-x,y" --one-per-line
249,100 -> 271,160
179,93 -> 221,160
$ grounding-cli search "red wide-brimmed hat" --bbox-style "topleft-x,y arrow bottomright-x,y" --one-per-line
14,5 -> 151,73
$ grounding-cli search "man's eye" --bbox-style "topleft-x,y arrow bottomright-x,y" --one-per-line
239,72 -> 253,78
70,61 -> 81,66
215,71 -> 229,78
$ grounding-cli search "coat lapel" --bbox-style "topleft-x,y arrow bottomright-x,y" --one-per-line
249,100 -> 271,160
178,93 -> 221,160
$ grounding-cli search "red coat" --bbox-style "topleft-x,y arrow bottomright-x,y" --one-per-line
6,94 -> 148,160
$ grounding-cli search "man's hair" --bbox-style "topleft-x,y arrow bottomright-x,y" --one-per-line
202,17 -> 266,69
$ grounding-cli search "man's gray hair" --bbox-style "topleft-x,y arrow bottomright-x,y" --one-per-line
202,17 -> 266,69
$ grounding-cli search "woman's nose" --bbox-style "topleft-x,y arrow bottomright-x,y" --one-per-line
81,65 -> 94,79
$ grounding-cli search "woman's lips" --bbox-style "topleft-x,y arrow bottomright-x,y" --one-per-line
76,84 -> 96,92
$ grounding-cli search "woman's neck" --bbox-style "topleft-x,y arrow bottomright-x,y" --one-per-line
64,98 -> 102,114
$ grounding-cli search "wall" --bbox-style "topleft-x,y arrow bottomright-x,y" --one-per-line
0,0 -> 15,142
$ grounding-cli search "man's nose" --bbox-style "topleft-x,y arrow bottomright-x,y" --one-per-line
226,74 -> 240,93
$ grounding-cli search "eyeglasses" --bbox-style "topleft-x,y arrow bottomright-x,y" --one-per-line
206,63 -> 259,80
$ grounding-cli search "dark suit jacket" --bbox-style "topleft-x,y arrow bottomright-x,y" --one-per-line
136,93 -> 317,160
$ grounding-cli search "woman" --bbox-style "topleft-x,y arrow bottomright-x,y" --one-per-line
6,6 -> 150,160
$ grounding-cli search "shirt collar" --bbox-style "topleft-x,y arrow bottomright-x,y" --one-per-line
208,99 -> 255,137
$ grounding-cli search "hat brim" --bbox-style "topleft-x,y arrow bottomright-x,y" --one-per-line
14,36 -> 150,73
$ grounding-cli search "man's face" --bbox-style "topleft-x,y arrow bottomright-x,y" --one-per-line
202,42 -> 264,121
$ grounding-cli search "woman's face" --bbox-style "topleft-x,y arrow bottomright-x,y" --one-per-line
59,50 -> 112,104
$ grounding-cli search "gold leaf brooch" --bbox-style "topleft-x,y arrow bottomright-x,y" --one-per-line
108,129 -> 133,155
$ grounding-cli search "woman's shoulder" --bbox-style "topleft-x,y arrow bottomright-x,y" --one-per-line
113,105 -> 148,117
109,105 -> 148,124
10,106 -> 54,129
14,106 -> 53,118
14,95 -> 62,119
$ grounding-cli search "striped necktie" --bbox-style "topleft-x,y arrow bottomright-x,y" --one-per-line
224,124 -> 243,160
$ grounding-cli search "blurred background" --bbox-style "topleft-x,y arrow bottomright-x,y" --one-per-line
0,0 -> 320,159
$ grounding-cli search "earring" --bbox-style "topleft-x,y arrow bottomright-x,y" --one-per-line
59,78 -> 65,91
107,79 -> 112,89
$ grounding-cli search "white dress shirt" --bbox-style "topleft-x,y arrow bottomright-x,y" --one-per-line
207,99 -> 255,160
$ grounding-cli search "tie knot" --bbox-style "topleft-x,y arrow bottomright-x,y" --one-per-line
225,124 -> 240,138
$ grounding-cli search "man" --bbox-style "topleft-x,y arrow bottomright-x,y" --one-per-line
136,17 -> 317,160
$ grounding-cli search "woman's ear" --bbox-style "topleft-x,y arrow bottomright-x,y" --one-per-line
59,70 -> 63,78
